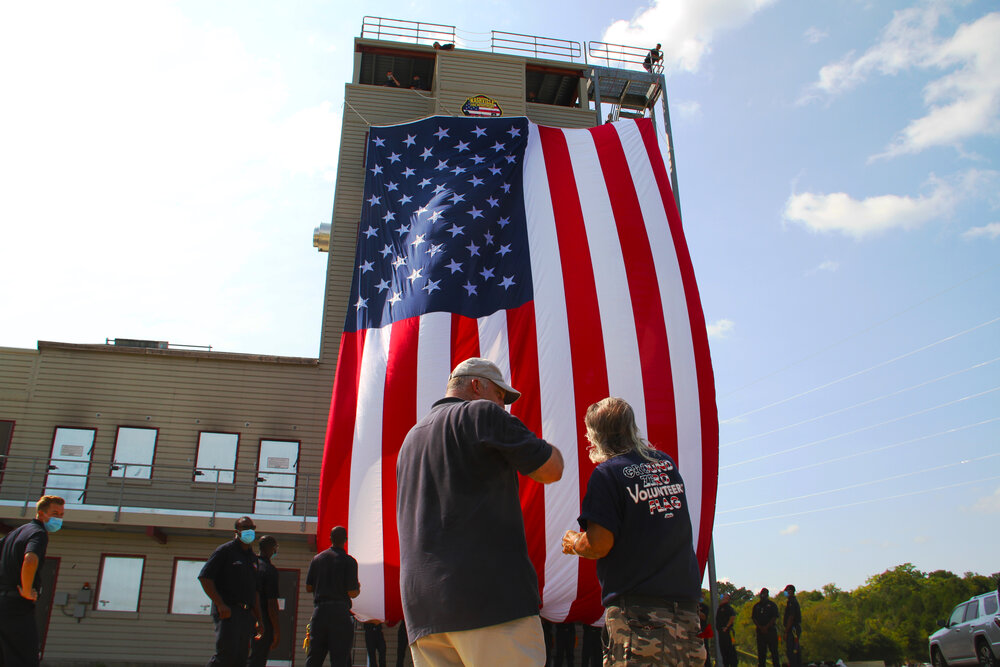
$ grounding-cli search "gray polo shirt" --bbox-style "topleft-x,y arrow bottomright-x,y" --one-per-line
396,397 -> 553,642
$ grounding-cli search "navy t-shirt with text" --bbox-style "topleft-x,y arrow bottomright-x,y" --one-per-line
578,449 -> 701,606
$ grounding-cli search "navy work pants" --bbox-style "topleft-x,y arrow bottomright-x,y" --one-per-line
306,603 -> 354,667
247,618 -> 274,667
364,623 -> 386,667
756,628 -> 780,667
0,595 -> 40,667
207,606 -> 254,667
786,628 -> 802,667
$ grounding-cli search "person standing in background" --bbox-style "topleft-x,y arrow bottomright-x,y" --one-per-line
305,525 -> 359,667
752,589 -> 780,667
715,592 -> 738,667
248,535 -> 280,667
783,585 -> 802,667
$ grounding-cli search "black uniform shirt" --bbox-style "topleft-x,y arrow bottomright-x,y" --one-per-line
0,520 -> 48,591
199,539 -> 258,608
784,595 -> 801,633
256,554 -> 279,627
716,601 -> 736,632
306,547 -> 358,606
752,599 -> 779,633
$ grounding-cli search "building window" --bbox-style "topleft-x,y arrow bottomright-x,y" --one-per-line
110,427 -> 157,479
95,554 -> 144,612
169,559 -> 211,615
255,439 -> 299,515
45,427 -> 96,503
194,432 -> 239,484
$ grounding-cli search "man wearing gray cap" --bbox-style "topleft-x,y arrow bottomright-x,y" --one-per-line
396,357 -> 564,666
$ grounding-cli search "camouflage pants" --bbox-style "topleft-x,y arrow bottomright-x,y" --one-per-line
604,602 -> 707,666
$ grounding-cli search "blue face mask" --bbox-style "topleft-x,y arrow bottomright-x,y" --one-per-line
238,529 -> 255,544
45,517 -> 63,533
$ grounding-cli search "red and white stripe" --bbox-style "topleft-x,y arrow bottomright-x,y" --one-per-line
318,117 -> 718,626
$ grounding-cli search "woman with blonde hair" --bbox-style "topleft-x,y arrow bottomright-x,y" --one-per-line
563,397 -> 704,666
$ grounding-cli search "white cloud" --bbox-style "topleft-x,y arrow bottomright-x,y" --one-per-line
783,171 -> 980,239
804,27 -> 828,44
800,6 -> 1000,156
707,318 -> 735,339
674,100 -> 702,119
780,524 -> 799,536
804,3 -> 946,99
879,12 -> 1000,158
784,181 -> 953,239
971,487 -> 1000,514
602,0 -> 777,73
962,222 -> 1000,239
806,260 -> 840,275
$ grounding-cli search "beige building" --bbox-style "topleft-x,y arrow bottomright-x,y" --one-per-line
0,18 -> 668,667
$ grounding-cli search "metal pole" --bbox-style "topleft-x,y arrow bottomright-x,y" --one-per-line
22,458 -> 38,516
658,72 -> 682,217
591,67 -> 604,127
708,539 -> 724,667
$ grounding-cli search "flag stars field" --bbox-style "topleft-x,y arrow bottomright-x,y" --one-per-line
347,117 -> 533,330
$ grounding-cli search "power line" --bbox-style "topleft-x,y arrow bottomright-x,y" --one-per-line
720,261 -> 1000,399
715,474 -> 1000,528
721,315 -> 1000,424
721,356 -> 1000,448
718,452 -> 1000,514
721,417 -> 1000,487
721,385 -> 1000,469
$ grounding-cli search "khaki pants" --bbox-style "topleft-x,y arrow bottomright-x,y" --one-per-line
411,615 -> 546,666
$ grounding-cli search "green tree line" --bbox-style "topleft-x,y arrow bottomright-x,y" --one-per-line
710,564 -> 998,665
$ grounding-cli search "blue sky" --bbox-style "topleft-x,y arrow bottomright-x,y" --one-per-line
1,0 -> 997,593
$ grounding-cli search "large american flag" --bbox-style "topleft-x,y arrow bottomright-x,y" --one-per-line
318,115 -> 718,626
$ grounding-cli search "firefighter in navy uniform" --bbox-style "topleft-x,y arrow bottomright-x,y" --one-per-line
198,516 -> 262,667
752,588 -> 780,667
0,495 -> 65,667
783,584 -> 802,667
305,525 -> 360,667
715,592 -> 739,667
248,535 -> 281,667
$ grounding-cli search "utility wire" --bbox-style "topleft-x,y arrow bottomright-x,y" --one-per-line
721,356 -> 1000,448
722,315 -> 1000,424
721,385 -> 1000,469
721,417 -> 1000,487
720,261 -> 1000,399
715,474 -> 1000,528
719,452 -> 1000,514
